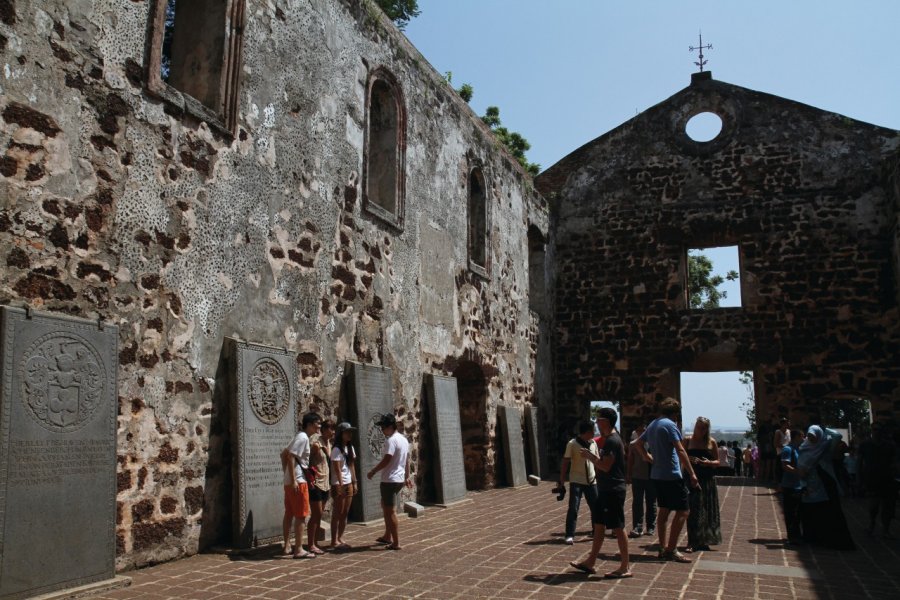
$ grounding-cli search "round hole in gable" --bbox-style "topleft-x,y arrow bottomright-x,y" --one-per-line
685,112 -> 723,142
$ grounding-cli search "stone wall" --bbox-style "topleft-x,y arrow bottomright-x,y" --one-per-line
537,73 -> 900,447
0,0 -> 548,568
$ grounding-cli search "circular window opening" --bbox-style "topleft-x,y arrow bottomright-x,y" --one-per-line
685,112 -> 723,142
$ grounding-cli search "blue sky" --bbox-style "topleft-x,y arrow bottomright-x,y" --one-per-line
404,1 -> 900,429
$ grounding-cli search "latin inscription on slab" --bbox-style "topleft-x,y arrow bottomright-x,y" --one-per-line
229,338 -> 297,548
498,404 -> 527,488
0,307 -> 118,600
524,404 -> 541,478
425,374 -> 467,504
344,361 -> 393,522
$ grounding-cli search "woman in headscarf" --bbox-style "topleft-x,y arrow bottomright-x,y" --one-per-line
797,425 -> 855,550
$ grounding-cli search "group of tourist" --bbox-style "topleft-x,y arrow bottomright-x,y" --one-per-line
558,398 -> 893,578
280,411 -> 410,558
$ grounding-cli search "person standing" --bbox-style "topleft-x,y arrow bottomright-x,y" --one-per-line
626,422 -> 656,539
366,413 -> 411,550
742,443 -> 753,478
731,442 -> 742,477
860,423 -> 897,538
774,418 -> 791,482
281,412 -> 321,559
330,422 -> 357,549
798,425 -> 854,550
559,420 -> 599,544
306,420 -> 334,555
632,398 -> 699,563
685,417 -> 722,552
780,429 -> 805,544
716,440 -> 730,476
570,408 -> 632,578
758,417 -> 777,482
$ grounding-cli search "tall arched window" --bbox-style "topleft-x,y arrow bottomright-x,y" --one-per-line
468,167 -> 488,275
363,69 -> 406,228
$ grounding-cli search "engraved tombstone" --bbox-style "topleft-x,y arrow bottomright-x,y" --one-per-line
228,338 -> 297,548
0,307 -> 118,599
425,374 -> 467,505
524,404 -> 541,479
344,361 -> 393,523
498,404 -> 528,488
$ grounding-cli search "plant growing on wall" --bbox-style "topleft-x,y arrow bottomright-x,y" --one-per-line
374,0 -> 420,30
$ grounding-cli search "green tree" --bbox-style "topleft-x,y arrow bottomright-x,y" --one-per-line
687,252 -> 739,309
481,106 -> 541,177
374,0 -> 420,30
739,370 -> 757,437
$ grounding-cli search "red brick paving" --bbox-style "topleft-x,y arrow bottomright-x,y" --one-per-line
93,480 -> 899,599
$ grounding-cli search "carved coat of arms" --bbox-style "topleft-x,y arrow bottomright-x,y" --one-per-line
22,334 -> 105,432
248,358 -> 290,425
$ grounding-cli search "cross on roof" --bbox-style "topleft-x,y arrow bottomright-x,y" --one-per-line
689,31 -> 713,72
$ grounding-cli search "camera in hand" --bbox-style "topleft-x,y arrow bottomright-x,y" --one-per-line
551,483 -> 566,501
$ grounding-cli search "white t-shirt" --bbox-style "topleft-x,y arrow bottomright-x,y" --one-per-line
330,445 -> 356,485
774,428 -> 790,451
717,446 -> 730,468
381,432 -> 409,483
283,431 -> 310,485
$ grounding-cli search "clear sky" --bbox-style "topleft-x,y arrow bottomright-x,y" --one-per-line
403,1 -> 900,430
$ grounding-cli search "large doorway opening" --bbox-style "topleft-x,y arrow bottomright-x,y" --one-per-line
454,361 -> 488,490
680,370 -> 754,442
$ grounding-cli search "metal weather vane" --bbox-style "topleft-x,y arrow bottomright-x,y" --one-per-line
689,31 -> 713,72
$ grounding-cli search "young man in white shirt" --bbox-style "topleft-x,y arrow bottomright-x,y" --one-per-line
366,413 -> 411,550
280,412 -> 321,559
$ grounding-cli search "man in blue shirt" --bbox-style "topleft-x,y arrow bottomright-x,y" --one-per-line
632,398 -> 699,563
780,429 -> 805,544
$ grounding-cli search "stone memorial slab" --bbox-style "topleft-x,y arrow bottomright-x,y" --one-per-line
0,307 -> 118,599
228,338 -> 298,548
524,404 -> 541,478
344,361 -> 394,523
498,404 -> 528,488
425,374 -> 467,505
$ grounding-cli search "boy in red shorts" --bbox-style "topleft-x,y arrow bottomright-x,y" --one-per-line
281,412 -> 321,558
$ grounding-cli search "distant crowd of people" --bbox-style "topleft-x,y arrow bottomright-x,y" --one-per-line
558,398 -> 899,578
280,411 -> 410,558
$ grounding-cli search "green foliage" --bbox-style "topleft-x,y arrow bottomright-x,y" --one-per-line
481,106 -> 541,177
374,0 -> 420,30
687,253 -> 739,309
444,72 -> 474,103
817,397 -> 871,434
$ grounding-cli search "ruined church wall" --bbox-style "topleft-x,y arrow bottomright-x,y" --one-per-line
0,0 -> 548,568
538,76 -> 900,442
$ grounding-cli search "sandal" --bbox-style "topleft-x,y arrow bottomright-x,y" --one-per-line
385,544 -> 402,550
569,561 -> 596,575
375,537 -> 391,545
292,551 -> 316,559
605,570 -> 633,579
308,546 -> 325,555
337,543 -> 352,550
663,549 -> 691,563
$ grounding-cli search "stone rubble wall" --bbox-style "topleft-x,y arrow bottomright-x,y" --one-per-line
0,0 -> 548,569
538,76 -> 900,446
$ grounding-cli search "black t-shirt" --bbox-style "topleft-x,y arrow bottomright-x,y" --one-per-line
598,432 -> 626,492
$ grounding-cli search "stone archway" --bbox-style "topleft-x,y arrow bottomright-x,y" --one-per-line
453,361 -> 488,490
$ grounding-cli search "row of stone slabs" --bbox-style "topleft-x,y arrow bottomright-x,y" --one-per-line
0,308 -> 541,600
234,344 -> 542,541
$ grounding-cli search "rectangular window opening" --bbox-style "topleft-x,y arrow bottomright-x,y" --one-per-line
686,245 -> 742,309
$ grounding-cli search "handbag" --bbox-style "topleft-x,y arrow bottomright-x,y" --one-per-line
302,465 -> 318,485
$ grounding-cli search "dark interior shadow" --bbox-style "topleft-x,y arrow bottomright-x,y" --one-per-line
198,343 -> 235,551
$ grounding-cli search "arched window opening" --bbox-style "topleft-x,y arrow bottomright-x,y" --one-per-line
527,225 -> 546,314
364,71 -> 405,227
468,167 -> 487,274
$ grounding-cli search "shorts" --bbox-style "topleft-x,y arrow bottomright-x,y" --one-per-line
653,478 -> 689,511
331,482 -> 356,498
284,483 -> 309,518
380,482 -> 404,507
309,486 -> 329,503
593,488 -> 626,529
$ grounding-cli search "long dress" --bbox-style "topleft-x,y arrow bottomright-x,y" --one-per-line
687,446 -> 722,548
799,453 -> 855,550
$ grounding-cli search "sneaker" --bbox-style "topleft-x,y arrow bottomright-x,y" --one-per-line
628,528 -> 643,539
645,528 -> 655,537
564,537 -> 574,545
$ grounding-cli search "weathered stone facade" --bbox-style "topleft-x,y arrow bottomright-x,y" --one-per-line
0,0 -> 548,568
538,72 -> 900,447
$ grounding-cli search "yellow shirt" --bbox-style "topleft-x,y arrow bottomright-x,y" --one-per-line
564,438 -> 598,485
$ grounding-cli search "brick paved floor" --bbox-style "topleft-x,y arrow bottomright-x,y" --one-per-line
95,480 -> 899,599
